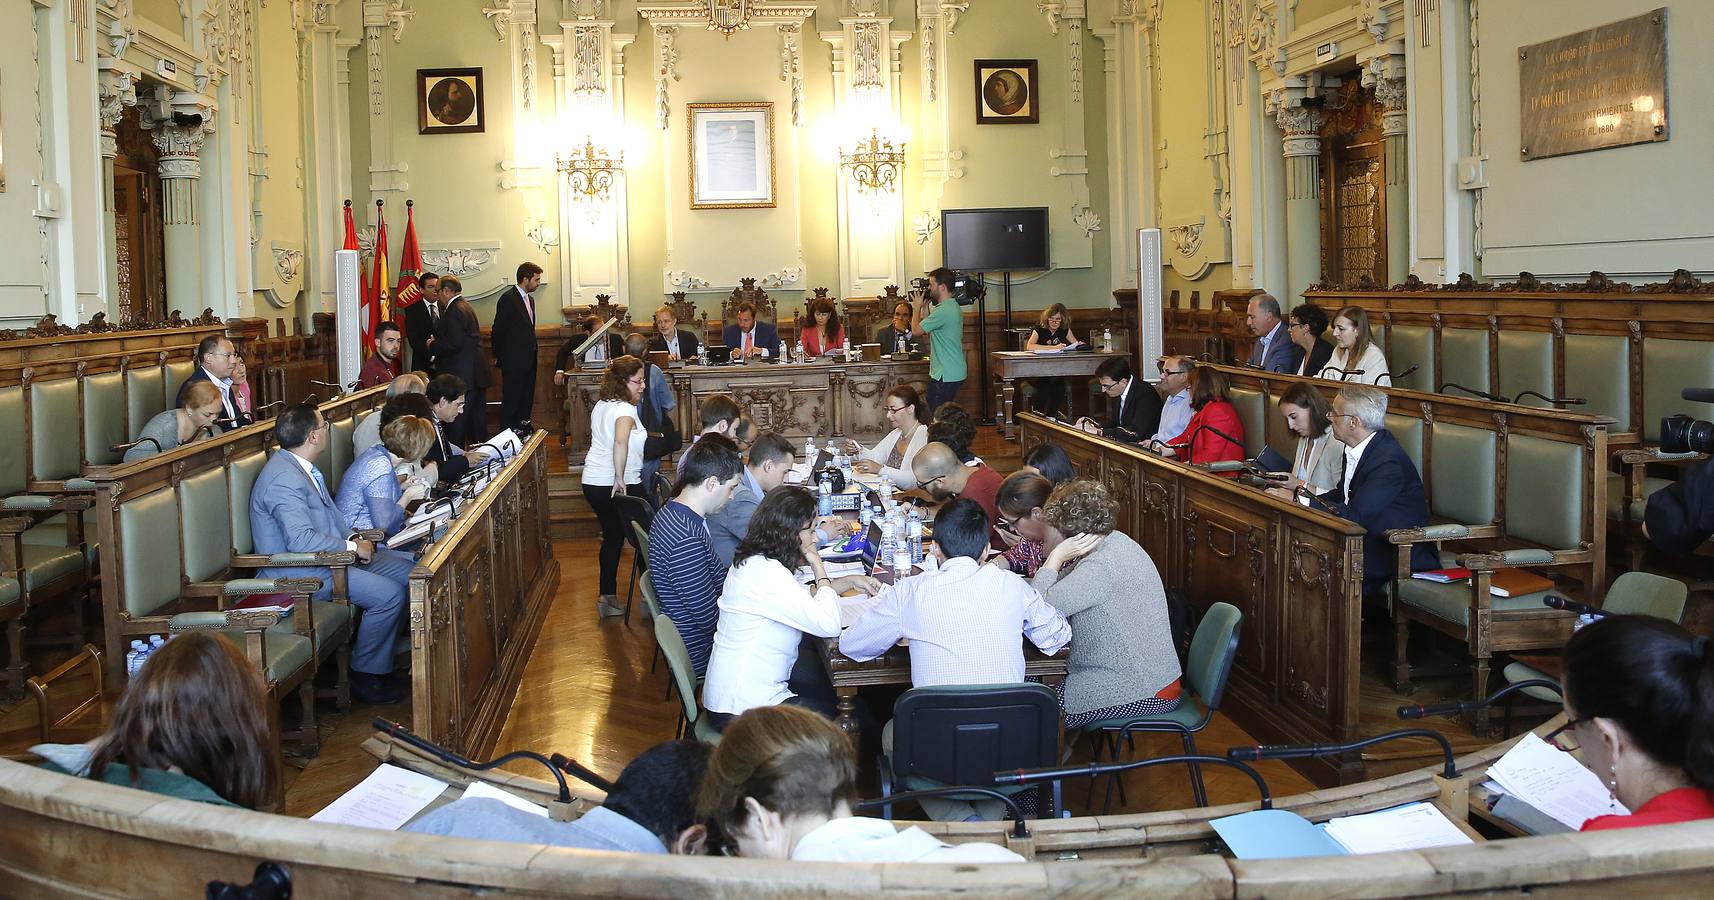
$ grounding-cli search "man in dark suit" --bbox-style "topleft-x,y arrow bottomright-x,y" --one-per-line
402,271 -> 441,376
423,373 -> 490,485
874,299 -> 916,353
1316,385 -> 1438,594
720,301 -> 778,360
648,304 -> 701,361
177,334 -> 253,432
1079,356 -> 1161,442
428,275 -> 489,443
1245,293 -> 1303,373
491,262 -> 542,430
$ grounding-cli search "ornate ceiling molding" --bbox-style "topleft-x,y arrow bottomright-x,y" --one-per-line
637,2 -> 817,27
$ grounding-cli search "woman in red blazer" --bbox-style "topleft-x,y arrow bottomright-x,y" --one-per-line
1555,615 -> 1714,832
1152,366 -> 1246,475
799,298 -> 846,357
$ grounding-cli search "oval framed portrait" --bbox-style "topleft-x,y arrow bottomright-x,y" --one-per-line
974,59 -> 1039,125
417,68 -> 486,135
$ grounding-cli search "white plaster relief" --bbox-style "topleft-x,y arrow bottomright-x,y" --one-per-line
852,22 -> 882,92
1073,206 -> 1102,239
654,25 -> 678,130
422,247 -> 500,279
911,211 -> 941,246
779,24 -> 803,126
272,247 -> 305,284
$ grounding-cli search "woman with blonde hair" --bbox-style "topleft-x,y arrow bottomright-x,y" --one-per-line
582,356 -> 648,618
1323,305 -> 1391,385
697,705 -> 1022,861
33,632 -> 276,809
124,380 -> 225,462
1024,302 -> 1079,417
337,414 -> 436,539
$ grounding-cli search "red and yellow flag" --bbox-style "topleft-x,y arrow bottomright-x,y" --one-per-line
365,200 -> 390,359
393,200 -> 426,331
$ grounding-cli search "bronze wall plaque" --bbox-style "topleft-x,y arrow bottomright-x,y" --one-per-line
1518,8 -> 1668,161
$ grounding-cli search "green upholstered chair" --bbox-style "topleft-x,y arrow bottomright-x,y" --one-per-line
1502,572 -> 1689,702
1084,601 -> 1243,812
1389,431 -> 1594,732
634,531 -> 665,681
654,611 -> 719,745
1439,328 -> 1491,399
1386,325 -> 1434,392
0,576 -> 23,697
1227,388 -> 1267,459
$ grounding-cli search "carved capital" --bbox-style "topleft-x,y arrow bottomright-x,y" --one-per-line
150,122 -> 210,177
1373,76 -> 1408,136
1274,101 -> 1325,158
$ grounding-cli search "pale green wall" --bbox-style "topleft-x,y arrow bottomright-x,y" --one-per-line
0,0 -> 43,322
134,0 -> 185,41
1293,0 -> 1352,28
251,0 -> 311,322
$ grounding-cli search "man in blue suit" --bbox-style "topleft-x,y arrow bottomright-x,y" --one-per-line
250,403 -> 415,704
1316,385 -> 1438,594
1245,293 -> 1302,373
720,301 -> 778,360
177,334 -> 254,432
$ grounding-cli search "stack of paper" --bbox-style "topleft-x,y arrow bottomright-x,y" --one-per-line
1483,732 -> 1627,830
460,780 -> 549,817
1321,802 -> 1473,853
310,764 -> 448,830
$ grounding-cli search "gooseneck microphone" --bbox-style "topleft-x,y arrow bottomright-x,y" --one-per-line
1379,363 -> 1420,386
1320,366 -> 1365,380
1438,381 -> 1508,403
372,717 -> 581,802
994,754 -> 1273,811
1513,390 -> 1588,408
857,788 -> 1029,839
548,753 -> 619,794
1397,679 -> 1562,720
112,437 -> 163,456
1167,423 -> 1247,456
1229,728 -> 1458,779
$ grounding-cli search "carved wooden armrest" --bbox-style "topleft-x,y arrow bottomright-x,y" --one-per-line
1386,523 -> 1500,545
231,550 -> 359,568
1616,448 -> 1703,466
1455,548 -> 1573,572
353,528 -> 386,543
169,608 -> 283,632
1,495 -> 93,512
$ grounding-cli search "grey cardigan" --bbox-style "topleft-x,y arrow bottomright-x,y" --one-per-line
123,409 -> 187,462
1032,530 -> 1181,715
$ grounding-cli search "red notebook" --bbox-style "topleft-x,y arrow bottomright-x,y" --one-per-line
1411,567 -> 1472,584
229,592 -> 296,615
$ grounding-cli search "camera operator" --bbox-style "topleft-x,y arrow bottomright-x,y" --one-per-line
1643,389 -> 1714,555
912,267 -> 967,415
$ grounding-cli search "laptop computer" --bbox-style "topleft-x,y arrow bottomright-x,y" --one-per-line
705,344 -> 732,364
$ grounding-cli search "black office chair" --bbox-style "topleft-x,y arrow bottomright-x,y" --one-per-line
880,683 -> 1062,821
611,493 -> 655,625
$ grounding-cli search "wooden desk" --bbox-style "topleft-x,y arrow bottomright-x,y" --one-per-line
1019,413 -> 1370,786
989,349 -> 1128,439
818,635 -> 1068,738
559,358 -> 929,460
408,431 -> 559,757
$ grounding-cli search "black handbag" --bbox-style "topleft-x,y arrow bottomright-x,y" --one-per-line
638,368 -> 682,461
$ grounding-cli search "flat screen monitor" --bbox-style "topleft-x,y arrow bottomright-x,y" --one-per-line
941,207 -> 1050,272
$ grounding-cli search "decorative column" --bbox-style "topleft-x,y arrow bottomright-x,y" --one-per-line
149,110 -> 213,312
820,1 -> 909,299
1092,1 -> 1160,292
97,68 -> 138,316
1374,74 -> 1410,286
362,0 -> 415,200
302,0 -> 351,314
1268,87 -> 1325,305
913,1 -> 967,263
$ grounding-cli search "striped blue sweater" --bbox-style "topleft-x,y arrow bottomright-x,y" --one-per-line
648,501 -> 727,676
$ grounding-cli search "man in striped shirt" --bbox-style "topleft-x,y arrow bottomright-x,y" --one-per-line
649,435 -> 744,677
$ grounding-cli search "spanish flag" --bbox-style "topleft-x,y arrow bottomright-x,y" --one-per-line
365,200 -> 390,359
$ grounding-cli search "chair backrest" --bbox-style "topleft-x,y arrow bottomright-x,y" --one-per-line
1185,602 -> 1243,709
630,520 -> 652,570
890,683 -> 1059,789
638,569 -> 662,620
1602,571 -> 1689,623
653,472 -> 674,509
653,612 -> 701,726
614,494 -> 654,551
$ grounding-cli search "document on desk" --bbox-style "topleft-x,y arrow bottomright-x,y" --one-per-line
1484,732 -> 1626,830
1210,809 -> 1346,859
309,763 -> 448,831
1321,802 -> 1473,854
460,779 -> 549,817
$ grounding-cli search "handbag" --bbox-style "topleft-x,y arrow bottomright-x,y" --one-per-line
638,367 -> 682,461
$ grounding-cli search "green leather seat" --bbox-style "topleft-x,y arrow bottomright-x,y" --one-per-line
18,509 -> 100,568
1564,334 -> 1629,428
19,543 -> 86,592
1387,325 -> 1434,391
0,576 -> 20,611
1397,578 -> 1552,626
1503,572 -> 1688,701
214,630 -> 314,684
1228,388 -> 1266,459
274,600 -> 352,658
1440,328 -> 1491,397
1606,472 -> 1671,521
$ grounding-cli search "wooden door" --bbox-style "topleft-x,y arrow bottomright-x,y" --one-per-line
112,108 -> 166,323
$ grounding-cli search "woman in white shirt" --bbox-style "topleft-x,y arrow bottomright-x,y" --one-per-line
697,705 -> 1024,863
852,384 -> 928,487
1322,305 -> 1391,386
1269,382 -> 1344,496
701,486 -> 879,727
581,356 -> 648,619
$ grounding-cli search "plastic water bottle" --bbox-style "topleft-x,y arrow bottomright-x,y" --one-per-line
879,478 -> 894,509
1102,326 -> 1113,352
697,343 -> 709,367
794,336 -> 804,363
778,339 -> 787,362
149,634 -> 166,652
859,503 -> 874,529
804,435 -> 816,461
842,334 -> 852,359
906,506 -> 924,564
126,640 -> 147,677
818,471 -> 834,517
891,525 -> 912,578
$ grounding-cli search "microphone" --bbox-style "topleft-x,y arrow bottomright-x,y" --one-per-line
371,717 -> 574,804
1229,728 -> 1458,779
252,400 -> 287,415
1397,679 -> 1562,720
113,437 -> 163,455
1239,360 -> 1265,370
1438,382 -> 1508,403
1167,423 -> 1247,457
308,379 -> 350,400
1379,363 -> 1420,386
1542,593 -> 1606,618
993,754 -> 1272,811
1294,485 -> 1341,514
548,753 -> 618,794
1513,390 -> 1588,408
1320,366 -> 1364,380
856,788 -> 1030,839
1683,388 -> 1714,404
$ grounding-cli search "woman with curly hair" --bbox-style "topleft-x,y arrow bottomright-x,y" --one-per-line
1030,480 -> 1181,730
1024,303 -> 1079,417
701,487 -> 879,729
800,298 -> 846,357
582,355 -> 648,618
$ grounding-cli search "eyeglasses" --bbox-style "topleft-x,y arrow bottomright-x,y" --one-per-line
1545,716 -> 1587,753
919,474 -> 947,490
1326,411 -> 1360,425
1098,381 -> 1121,393
884,405 -> 908,414
995,516 -> 1020,535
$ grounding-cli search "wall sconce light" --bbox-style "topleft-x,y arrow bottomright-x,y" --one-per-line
556,139 -> 623,203
840,128 -> 906,194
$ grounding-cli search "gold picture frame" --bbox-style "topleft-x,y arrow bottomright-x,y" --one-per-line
687,102 -> 776,209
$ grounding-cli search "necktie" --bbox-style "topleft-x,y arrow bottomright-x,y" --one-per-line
743,331 -> 752,355
523,288 -> 534,325
309,466 -> 330,503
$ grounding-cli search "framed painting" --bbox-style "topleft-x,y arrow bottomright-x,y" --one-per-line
687,102 -> 776,209
418,68 -> 486,135
974,59 -> 1039,125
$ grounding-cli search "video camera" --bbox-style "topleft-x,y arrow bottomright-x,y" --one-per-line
909,271 -> 988,307
1661,387 -> 1714,454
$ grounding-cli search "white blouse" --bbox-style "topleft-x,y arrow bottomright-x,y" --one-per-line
701,555 -> 843,716
1323,344 -> 1391,386
858,424 -> 929,488
581,400 -> 644,487
1294,431 -> 1345,495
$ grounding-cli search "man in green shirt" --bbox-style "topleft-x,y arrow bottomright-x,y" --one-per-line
913,266 -> 967,414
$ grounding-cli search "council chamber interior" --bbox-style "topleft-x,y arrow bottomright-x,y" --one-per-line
2,0 -> 1713,895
